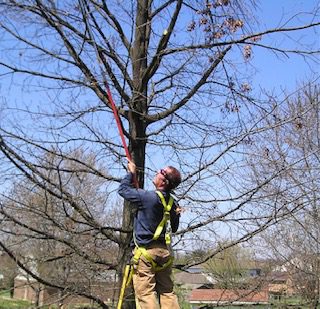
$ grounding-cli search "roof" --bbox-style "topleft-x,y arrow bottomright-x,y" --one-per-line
189,288 -> 269,304
175,271 -> 211,285
270,271 -> 289,280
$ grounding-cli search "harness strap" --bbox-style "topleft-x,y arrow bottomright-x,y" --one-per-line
153,191 -> 174,245
132,247 -> 173,272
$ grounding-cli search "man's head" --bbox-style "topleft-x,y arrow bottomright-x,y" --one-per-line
153,166 -> 181,192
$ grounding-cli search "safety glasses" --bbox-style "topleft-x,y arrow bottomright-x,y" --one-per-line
159,169 -> 170,183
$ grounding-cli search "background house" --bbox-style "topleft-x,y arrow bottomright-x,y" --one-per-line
175,265 -> 217,290
175,261 -> 297,308
267,271 -> 294,300
13,270 -> 119,307
12,254 -> 120,308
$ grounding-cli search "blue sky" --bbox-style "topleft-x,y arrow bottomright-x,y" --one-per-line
251,0 -> 320,93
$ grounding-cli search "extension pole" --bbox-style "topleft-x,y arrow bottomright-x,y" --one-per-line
105,82 -> 139,189
78,0 -> 138,188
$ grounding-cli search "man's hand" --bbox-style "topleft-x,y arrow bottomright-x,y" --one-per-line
175,205 -> 184,215
127,159 -> 136,174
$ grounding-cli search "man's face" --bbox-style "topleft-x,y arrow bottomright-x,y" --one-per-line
153,167 -> 170,189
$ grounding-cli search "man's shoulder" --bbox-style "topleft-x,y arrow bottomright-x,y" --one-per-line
140,189 -> 158,197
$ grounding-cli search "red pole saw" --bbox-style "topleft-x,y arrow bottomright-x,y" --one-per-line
78,0 -> 138,188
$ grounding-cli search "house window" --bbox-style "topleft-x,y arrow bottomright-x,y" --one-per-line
270,293 -> 282,301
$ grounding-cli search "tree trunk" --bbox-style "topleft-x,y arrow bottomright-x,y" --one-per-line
117,0 -> 148,290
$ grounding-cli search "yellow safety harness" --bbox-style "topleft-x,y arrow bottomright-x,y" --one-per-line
131,191 -> 174,270
117,191 -> 174,309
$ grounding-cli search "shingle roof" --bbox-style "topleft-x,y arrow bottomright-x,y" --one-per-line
174,271 -> 212,285
189,288 -> 269,304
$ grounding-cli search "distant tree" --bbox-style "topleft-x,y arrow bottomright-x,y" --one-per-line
204,243 -> 253,289
248,85 -> 320,307
0,252 -> 17,297
0,150 -> 118,307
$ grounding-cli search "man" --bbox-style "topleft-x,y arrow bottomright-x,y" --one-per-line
118,160 -> 182,309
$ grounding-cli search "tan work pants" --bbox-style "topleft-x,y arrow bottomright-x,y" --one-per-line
133,245 -> 180,309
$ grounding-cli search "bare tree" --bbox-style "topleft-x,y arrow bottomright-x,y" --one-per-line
0,150 -> 118,307
248,85 -> 320,307
0,0 -> 319,307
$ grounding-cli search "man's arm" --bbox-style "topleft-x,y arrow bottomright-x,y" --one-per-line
118,172 -> 142,203
118,160 -> 142,203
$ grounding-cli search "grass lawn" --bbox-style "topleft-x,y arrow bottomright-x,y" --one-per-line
0,297 -> 31,309
0,290 -> 31,309
0,290 -> 10,298
0,299 -> 31,309
0,290 -> 99,309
